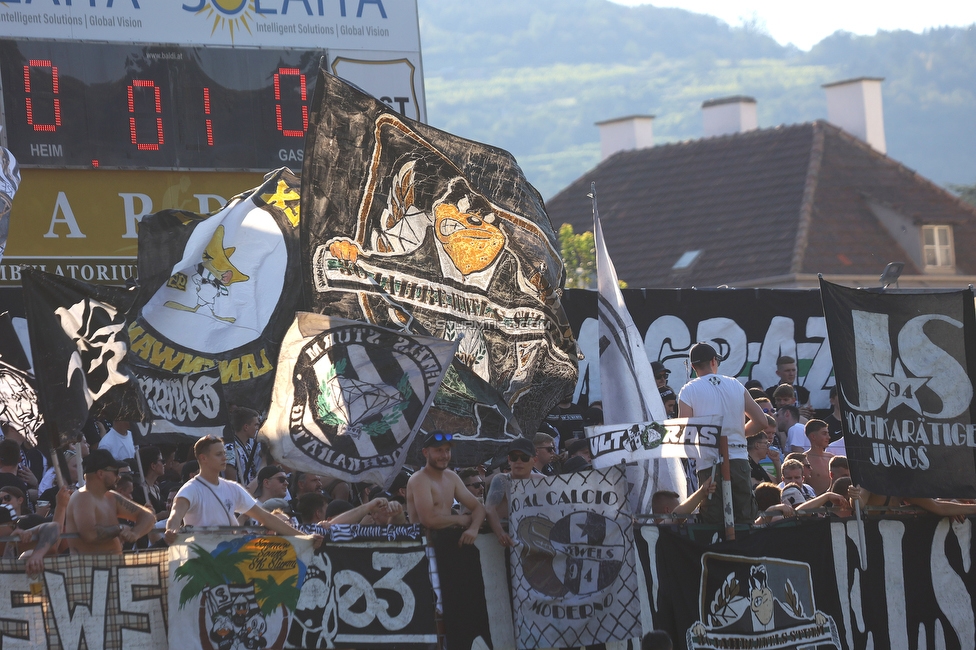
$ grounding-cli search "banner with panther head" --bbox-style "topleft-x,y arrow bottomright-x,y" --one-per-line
301,70 -> 577,455
21,268 -> 147,444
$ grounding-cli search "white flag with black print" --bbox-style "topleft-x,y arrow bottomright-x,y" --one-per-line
592,184 -> 686,510
0,137 -> 20,262
508,466 -> 641,649
264,313 -> 457,487
0,312 -> 42,444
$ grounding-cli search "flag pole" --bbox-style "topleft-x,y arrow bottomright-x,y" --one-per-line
50,449 -> 65,489
75,442 -> 85,487
854,494 -> 867,568
719,436 -> 734,540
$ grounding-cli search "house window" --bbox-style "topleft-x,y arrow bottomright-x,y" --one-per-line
922,225 -> 954,269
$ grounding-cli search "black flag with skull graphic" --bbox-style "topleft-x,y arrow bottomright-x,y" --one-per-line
820,278 -> 976,498
22,268 -> 147,445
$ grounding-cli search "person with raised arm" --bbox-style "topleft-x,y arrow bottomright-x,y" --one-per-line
164,436 -> 317,545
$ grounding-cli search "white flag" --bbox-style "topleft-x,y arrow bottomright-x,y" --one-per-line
263,312 -> 458,488
0,138 -> 20,263
592,183 -> 686,509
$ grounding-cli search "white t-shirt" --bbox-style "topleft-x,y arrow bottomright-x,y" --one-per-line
825,437 -> 847,457
678,374 -> 749,461
98,428 -> 136,460
786,423 -> 809,452
175,476 -> 256,527
779,481 -> 816,501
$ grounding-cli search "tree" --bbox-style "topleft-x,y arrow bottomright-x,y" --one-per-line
559,224 -> 595,289
949,181 -> 976,207
558,223 -> 627,289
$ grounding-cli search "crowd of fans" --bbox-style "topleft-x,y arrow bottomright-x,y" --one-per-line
2,349 -> 974,581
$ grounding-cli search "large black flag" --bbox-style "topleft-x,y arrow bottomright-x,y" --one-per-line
301,69 -> 577,444
820,279 -> 976,497
22,269 -> 147,444
129,167 -> 303,414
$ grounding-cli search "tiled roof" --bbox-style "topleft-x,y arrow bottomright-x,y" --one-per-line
545,120 -> 976,288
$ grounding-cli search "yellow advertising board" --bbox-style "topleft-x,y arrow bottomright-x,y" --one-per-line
1,169 -> 264,286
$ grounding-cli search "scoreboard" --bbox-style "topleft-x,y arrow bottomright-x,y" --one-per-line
0,0 -> 425,285
1,40 -> 322,171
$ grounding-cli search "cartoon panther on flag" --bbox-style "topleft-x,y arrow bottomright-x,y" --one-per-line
303,71 -> 578,441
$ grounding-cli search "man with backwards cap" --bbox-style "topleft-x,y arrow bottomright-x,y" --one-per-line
64,449 -> 156,555
678,342 -> 768,526
406,431 -> 484,546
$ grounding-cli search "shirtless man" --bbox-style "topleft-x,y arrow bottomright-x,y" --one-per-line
65,449 -> 156,554
803,420 -> 834,495
484,438 -> 536,547
406,431 -> 484,546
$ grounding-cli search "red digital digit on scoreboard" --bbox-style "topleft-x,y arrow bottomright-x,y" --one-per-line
273,67 -> 309,138
23,60 -> 61,132
128,80 -> 164,151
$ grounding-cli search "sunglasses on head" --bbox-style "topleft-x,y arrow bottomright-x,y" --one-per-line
430,432 -> 453,443
508,451 -> 532,463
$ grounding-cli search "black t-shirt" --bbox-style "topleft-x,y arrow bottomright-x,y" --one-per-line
749,457 -> 772,484
824,413 -> 844,443
545,403 -> 586,446
0,472 -> 29,495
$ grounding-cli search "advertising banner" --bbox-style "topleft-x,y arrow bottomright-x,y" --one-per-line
2,170 -> 262,287
0,1 -> 420,51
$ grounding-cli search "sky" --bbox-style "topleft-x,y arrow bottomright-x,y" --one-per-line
609,1 -> 976,50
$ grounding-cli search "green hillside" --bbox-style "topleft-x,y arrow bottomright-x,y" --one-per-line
418,0 -> 976,200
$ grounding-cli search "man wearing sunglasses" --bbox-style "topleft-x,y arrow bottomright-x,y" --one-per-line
406,431 -> 485,547
64,449 -> 157,555
484,438 -> 537,547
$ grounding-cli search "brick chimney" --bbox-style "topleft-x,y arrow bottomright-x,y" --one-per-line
595,115 -> 654,160
701,96 -> 758,138
822,77 -> 886,154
